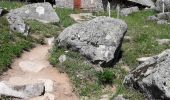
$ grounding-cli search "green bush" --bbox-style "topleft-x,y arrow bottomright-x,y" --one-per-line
97,69 -> 116,85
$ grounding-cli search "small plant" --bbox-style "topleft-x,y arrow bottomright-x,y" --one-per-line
97,69 -> 116,85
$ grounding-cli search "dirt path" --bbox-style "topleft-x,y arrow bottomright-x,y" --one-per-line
0,38 -> 79,100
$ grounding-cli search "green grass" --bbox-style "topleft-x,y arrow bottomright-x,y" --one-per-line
55,8 -> 76,27
0,1 -> 24,10
50,9 -> 170,99
0,16 -> 60,74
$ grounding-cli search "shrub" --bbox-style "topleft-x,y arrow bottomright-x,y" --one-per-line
97,69 -> 116,85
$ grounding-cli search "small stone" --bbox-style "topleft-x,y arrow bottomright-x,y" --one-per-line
124,36 -> 132,42
157,20 -> 169,25
19,61 -> 46,72
137,57 -> 152,63
113,95 -> 126,100
44,37 -> 54,46
100,94 -> 109,100
58,55 -> 67,63
147,16 -> 159,21
156,39 -> 170,45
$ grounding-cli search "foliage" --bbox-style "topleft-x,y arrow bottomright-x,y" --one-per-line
97,69 -> 116,85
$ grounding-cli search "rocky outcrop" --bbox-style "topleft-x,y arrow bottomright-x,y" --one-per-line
124,49 -> 170,99
120,6 -> 139,16
57,16 -> 127,66
155,0 -> 170,12
6,3 -> 59,35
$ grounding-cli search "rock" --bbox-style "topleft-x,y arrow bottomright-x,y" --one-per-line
113,95 -> 126,100
0,8 -> 8,16
19,61 -> 46,72
124,49 -> 170,99
120,6 -> 139,16
156,12 -> 170,20
29,93 -> 55,100
155,0 -> 170,12
7,3 -> 59,35
157,39 -> 170,45
44,37 -> 54,46
127,0 -> 155,8
147,15 -> 159,21
58,55 -> 67,63
100,94 -> 109,100
38,79 -> 54,93
57,16 -> 127,66
0,9 -> 3,16
157,19 -> 169,25
0,81 -> 44,99
124,36 -> 132,42
8,16 -> 30,36
137,57 -> 153,63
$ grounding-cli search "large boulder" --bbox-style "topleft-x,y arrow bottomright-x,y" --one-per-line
155,0 -> 170,12
127,0 -> 155,8
57,16 -> 127,66
124,49 -> 170,99
6,3 -> 59,35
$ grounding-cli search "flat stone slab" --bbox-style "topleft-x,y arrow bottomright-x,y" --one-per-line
19,61 -> 46,72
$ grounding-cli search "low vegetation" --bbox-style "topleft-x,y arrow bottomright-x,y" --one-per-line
50,9 -> 170,100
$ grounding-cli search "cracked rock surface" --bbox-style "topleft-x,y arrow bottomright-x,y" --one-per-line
124,49 -> 170,99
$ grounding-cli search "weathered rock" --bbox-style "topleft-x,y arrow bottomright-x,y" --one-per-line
57,16 -> 127,66
19,61 -> 46,72
147,15 -> 159,21
156,12 -> 170,20
120,6 -> 139,16
127,0 -> 155,8
7,3 -> 59,35
58,55 -> 67,63
157,39 -> 170,45
157,19 -> 169,25
0,81 -> 44,99
155,0 -> 170,12
7,16 -> 30,36
124,49 -> 170,99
